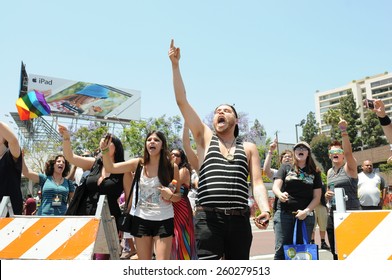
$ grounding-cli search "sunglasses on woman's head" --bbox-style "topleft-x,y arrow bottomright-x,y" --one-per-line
171,152 -> 181,157
329,149 -> 344,155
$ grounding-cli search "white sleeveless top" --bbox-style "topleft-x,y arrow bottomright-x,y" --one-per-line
131,167 -> 174,221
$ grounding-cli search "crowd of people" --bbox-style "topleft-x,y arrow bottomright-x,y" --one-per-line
0,40 -> 391,261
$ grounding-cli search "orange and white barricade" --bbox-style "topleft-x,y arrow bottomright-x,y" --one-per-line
0,195 -> 120,260
333,188 -> 392,260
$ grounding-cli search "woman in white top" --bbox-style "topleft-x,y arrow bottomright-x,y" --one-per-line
100,131 -> 179,260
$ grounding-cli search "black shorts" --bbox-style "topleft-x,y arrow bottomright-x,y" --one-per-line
131,216 -> 174,238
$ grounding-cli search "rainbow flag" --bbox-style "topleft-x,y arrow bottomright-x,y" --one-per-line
16,90 -> 51,120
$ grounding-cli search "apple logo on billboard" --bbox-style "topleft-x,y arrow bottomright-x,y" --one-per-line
32,78 -> 37,83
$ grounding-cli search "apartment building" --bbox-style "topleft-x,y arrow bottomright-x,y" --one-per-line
315,71 -> 392,134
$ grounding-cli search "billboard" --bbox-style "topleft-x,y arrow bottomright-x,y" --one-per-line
27,74 -> 141,122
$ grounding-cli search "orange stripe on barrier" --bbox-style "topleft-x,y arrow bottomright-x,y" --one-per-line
0,218 -> 64,259
336,212 -> 389,259
46,219 -> 100,260
0,218 -> 14,230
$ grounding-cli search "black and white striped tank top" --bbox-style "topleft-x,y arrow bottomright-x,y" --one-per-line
197,135 -> 249,210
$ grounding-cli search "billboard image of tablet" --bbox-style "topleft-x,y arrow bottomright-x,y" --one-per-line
28,74 -> 141,122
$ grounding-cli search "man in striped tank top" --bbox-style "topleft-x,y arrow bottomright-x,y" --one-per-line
169,39 -> 271,260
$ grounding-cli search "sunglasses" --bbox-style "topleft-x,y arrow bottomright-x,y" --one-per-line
329,149 -> 344,155
171,153 -> 181,158
295,146 -> 309,152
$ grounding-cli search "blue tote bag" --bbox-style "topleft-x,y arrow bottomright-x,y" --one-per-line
284,219 -> 319,260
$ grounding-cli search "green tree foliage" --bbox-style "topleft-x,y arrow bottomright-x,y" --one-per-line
23,141 -> 62,173
258,137 -> 279,170
323,108 -> 340,139
379,162 -> 392,173
310,133 -> 332,172
302,112 -> 319,144
338,93 -> 362,151
72,123 -> 109,155
122,115 -> 182,157
360,110 -> 388,149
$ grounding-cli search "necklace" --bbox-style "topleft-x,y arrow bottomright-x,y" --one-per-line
217,136 -> 236,162
52,176 -> 63,186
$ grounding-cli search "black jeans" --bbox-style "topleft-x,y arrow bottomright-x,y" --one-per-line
194,209 -> 252,260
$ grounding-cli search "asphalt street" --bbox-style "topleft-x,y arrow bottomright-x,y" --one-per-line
249,219 -> 333,260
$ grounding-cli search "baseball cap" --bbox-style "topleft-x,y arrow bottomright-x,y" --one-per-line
293,141 -> 311,151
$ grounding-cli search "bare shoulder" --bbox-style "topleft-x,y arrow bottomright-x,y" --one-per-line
243,141 -> 260,163
243,141 -> 258,153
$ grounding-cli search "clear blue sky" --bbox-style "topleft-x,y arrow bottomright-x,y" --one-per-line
1,0 -> 391,144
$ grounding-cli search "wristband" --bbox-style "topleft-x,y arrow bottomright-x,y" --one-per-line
378,115 -> 391,126
63,137 -> 70,141
262,210 -> 271,216
341,132 -> 348,136
101,147 -> 109,154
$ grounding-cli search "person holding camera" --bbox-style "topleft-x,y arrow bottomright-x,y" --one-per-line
58,125 -> 125,260
367,99 -> 392,145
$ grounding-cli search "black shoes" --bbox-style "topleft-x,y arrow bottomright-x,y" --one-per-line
321,241 -> 330,250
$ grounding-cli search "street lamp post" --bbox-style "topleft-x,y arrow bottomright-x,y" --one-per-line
295,119 -> 306,143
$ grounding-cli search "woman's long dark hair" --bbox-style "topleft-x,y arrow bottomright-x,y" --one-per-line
143,131 -> 173,186
110,134 -> 125,164
293,148 -> 320,175
45,155 -> 71,177
174,148 -> 192,173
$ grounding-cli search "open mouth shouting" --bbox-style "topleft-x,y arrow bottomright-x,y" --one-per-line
217,116 -> 226,128
56,164 -> 64,172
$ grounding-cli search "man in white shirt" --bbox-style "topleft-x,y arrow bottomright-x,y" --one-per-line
358,160 -> 386,210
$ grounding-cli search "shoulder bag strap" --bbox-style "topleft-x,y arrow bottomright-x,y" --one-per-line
124,160 -> 142,211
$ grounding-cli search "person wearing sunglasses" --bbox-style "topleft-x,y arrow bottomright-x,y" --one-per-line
170,148 -> 198,260
272,141 -> 322,260
325,118 -> 360,260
